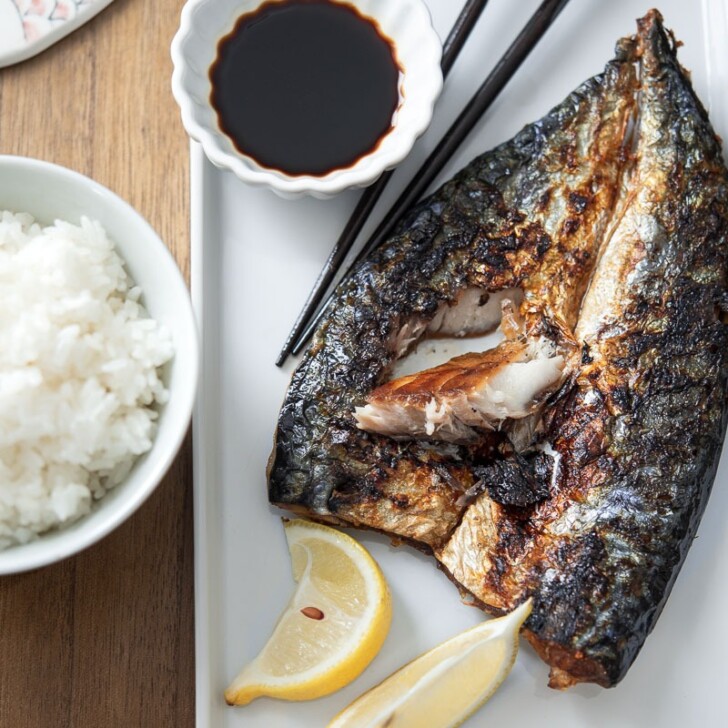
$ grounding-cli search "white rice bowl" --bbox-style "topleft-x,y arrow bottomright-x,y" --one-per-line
0,211 -> 174,549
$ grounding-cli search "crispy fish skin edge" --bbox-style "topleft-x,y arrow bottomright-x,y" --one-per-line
267,47 -> 637,551
438,10 -> 728,689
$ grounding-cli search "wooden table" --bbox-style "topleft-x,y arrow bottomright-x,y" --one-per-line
0,2 -> 195,726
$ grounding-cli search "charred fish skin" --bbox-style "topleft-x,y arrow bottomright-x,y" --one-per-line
439,10 -> 728,689
268,50 -> 636,549
528,11 -> 728,688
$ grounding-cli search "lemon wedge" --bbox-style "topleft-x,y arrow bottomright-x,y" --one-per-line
328,599 -> 532,728
224,518 -> 392,705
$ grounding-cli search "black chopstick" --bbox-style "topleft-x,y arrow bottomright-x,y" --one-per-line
290,0 -> 571,357
275,0 -> 491,367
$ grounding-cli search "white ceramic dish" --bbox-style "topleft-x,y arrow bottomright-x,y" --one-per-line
0,156 -> 198,575
0,0 -> 115,69
191,0 -> 728,726
172,0 -> 443,199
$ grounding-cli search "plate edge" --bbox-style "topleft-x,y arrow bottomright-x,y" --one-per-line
191,141 -> 219,728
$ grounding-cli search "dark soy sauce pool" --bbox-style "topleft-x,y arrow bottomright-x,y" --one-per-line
209,0 -> 401,177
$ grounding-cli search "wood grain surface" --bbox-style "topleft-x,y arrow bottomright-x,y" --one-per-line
0,2 -> 195,726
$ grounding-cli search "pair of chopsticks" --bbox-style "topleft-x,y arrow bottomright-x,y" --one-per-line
276,0 -> 571,367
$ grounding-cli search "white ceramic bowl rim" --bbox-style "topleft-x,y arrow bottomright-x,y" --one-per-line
171,0 -> 443,198
0,155 -> 199,574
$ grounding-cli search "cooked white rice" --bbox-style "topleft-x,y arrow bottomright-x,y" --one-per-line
0,211 -> 173,549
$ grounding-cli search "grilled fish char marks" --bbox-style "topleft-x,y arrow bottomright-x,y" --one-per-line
268,10 -> 728,688
444,10 -> 728,688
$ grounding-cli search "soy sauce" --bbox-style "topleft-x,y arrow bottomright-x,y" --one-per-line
209,0 -> 400,177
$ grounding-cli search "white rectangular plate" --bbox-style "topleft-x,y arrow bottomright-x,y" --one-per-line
192,1 -> 728,725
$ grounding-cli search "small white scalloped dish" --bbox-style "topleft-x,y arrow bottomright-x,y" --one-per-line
171,0 -> 443,199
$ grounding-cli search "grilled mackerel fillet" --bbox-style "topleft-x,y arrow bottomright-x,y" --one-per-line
268,11 -> 728,688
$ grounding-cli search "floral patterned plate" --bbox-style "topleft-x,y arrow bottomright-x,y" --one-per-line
0,0 -> 115,68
